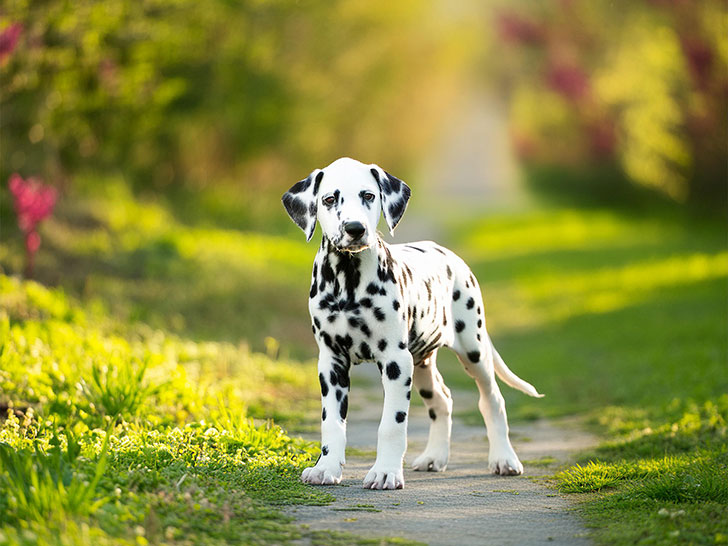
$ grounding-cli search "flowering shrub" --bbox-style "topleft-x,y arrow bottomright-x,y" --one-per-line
0,22 -> 22,63
8,173 -> 57,277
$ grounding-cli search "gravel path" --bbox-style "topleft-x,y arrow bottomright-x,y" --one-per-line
288,365 -> 596,545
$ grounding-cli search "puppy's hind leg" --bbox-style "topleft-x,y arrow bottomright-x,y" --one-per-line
451,285 -> 523,475
411,350 -> 453,472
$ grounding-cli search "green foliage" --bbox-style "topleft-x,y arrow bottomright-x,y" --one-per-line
0,0 -> 472,192
0,424 -> 110,523
81,358 -> 157,423
493,0 -> 728,206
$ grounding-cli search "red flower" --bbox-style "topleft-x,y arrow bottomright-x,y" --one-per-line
8,174 -> 57,277
0,23 -> 23,63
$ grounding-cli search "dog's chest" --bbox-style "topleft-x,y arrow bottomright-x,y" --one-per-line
309,252 -> 405,362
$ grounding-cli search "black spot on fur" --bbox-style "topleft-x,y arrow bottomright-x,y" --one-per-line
407,391 -> 411,400
466,297 -> 475,309
314,317 -> 321,329
446,265 -> 452,279
360,297 -> 373,308
455,320 -> 465,333
287,177 -> 311,194
398,341 -> 407,350
322,444 -> 329,456
319,373 -> 329,397
327,314 -> 336,323
395,411 -> 406,423
420,389 -> 433,399
386,362 -> 401,380
373,308 -> 386,321
339,395 -> 348,420
322,408 -> 327,421
313,171 -> 324,194
348,316 -> 361,328
467,351 -> 480,363
361,323 -> 371,337
429,409 -> 437,420
282,195 -> 308,228
477,306 -> 481,315
366,283 -> 379,295
393,300 -> 400,311
336,389 -> 342,401
360,342 -> 373,360
405,245 -> 425,253
388,200 -> 406,225
378,339 -> 388,352
453,290 -> 460,301
477,319 -> 483,328
404,377 -> 412,387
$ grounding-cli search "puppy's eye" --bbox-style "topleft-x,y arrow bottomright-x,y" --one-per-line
323,195 -> 336,205
363,192 -> 375,202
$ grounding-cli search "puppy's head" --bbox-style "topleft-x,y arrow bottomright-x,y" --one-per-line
282,157 -> 410,251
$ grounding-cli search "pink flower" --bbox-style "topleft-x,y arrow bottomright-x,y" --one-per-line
546,63 -> 590,102
0,23 -> 23,63
8,174 -> 57,278
8,173 -> 57,233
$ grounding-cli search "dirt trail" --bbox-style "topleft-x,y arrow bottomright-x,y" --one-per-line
289,366 -> 597,545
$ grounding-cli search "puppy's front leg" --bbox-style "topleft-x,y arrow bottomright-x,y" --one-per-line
301,350 -> 350,485
364,349 -> 413,490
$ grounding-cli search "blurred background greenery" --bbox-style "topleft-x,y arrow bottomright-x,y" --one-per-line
2,0 -> 726,211
1,0 -> 726,361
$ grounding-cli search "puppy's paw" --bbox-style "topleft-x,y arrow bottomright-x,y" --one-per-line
488,445 -> 523,476
412,448 -> 449,472
363,463 -> 405,490
301,461 -> 343,485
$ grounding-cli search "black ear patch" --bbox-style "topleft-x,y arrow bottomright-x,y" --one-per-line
282,170 -> 323,241
370,167 -> 411,235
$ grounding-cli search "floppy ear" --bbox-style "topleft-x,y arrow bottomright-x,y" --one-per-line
369,165 -> 411,235
282,169 -> 324,241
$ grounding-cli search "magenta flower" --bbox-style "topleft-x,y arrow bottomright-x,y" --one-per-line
0,23 -> 23,63
8,174 -> 57,278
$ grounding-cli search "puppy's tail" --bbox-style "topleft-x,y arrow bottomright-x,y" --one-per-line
490,338 -> 544,398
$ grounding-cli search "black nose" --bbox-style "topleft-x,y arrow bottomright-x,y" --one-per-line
344,221 -> 366,238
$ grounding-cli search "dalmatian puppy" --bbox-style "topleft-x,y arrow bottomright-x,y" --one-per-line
282,157 -> 543,490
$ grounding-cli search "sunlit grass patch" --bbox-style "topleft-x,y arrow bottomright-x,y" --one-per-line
555,398 -> 728,542
0,276 -> 345,544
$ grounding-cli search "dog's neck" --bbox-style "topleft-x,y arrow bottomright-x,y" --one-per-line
319,234 -> 390,277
